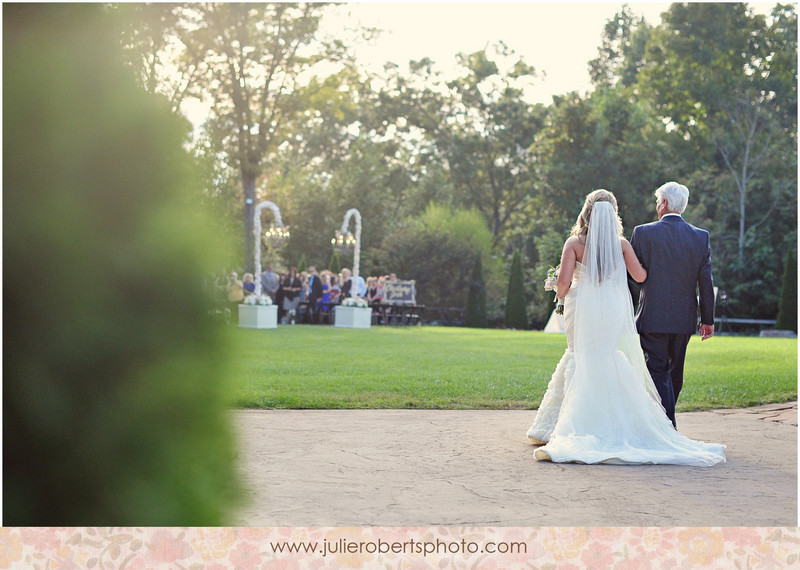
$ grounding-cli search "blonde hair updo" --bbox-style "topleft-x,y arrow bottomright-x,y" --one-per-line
570,189 -> 624,239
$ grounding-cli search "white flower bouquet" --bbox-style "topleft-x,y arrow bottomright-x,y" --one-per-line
544,265 -> 564,315
244,295 -> 272,306
342,297 -> 368,308
543,265 -> 560,292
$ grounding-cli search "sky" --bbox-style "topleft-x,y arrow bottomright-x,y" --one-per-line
182,1 -> 777,126
322,1 -> 675,105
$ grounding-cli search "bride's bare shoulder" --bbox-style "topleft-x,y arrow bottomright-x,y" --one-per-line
564,235 -> 584,248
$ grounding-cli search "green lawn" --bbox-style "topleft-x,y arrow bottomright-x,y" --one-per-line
226,325 -> 797,411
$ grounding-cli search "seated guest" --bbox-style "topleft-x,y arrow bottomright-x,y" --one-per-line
377,275 -> 387,298
366,276 -> 381,305
227,271 -> 244,313
282,268 -> 302,322
242,273 -> 256,297
340,269 -> 351,298
329,275 -> 341,304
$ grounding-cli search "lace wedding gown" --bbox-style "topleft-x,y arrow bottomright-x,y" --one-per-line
526,204 -> 726,466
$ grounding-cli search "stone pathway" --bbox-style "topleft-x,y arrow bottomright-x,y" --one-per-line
709,401 -> 797,426
231,402 -> 798,527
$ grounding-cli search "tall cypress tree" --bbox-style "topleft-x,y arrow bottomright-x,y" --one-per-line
504,250 -> 528,329
465,256 -> 487,328
328,250 -> 341,275
297,253 -> 307,273
775,247 -> 797,332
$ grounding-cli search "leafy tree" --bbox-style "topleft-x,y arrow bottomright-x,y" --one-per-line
116,3 -> 186,112
641,3 -> 797,261
273,135 -> 414,272
504,250 -> 528,329
531,88 -> 676,231
118,3 -> 355,273
589,6 -> 654,89
378,45 -> 546,246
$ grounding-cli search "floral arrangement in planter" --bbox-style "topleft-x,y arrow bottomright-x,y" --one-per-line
243,295 -> 273,306
342,297 -> 368,308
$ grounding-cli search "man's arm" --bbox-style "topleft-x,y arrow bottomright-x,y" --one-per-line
697,231 -> 715,338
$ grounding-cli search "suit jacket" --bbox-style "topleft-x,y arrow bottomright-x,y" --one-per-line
630,215 -> 715,334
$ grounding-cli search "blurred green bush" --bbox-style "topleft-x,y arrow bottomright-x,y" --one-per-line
4,4 -> 240,525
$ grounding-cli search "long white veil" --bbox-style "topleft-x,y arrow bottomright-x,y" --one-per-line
573,200 -> 663,408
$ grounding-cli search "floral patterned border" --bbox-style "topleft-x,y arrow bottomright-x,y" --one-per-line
2,527 -> 799,568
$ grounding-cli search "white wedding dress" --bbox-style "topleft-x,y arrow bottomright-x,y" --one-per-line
526,202 -> 726,466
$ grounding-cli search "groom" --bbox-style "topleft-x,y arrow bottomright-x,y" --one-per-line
630,182 -> 715,428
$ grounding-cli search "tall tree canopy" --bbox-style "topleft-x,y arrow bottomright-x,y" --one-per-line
641,3 -> 797,261
120,2 -> 354,272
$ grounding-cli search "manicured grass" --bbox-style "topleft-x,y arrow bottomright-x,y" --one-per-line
226,325 -> 797,411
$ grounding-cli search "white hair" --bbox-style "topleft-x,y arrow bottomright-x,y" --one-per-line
655,181 -> 689,214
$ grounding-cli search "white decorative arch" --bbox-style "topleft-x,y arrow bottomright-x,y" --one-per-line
254,201 -> 284,296
340,208 -> 362,297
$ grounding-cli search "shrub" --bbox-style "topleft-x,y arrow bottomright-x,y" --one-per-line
371,204 -> 501,313
3,4 -> 240,525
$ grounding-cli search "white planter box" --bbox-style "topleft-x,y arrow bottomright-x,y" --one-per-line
334,306 -> 372,329
239,304 -> 278,329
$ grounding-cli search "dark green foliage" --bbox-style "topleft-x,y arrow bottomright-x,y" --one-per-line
373,229 -> 478,309
3,4 -> 239,525
369,205 -> 500,314
504,250 -> 529,329
328,249 -> 341,275
465,257 -> 488,328
775,248 -> 797,332
297,253 -> 308,273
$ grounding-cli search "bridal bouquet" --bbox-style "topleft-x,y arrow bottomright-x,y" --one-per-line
544,265 -> 564,314
342,297 -> 368,308
243,294 -> 273,306
543,265 -> 560,292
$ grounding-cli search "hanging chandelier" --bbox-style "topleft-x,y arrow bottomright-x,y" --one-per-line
331,229 -> 356,254
264,225 -> 290,249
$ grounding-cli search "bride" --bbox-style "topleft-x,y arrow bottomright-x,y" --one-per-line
526,190 -> 726,466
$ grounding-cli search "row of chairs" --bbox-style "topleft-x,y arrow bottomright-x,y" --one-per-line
371,304 -> 425,326
300,302 -> 425,326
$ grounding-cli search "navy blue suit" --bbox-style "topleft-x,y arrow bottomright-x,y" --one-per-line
630,214 -> 715,426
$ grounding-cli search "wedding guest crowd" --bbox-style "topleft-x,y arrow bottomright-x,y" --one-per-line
208,265 -> 401,325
